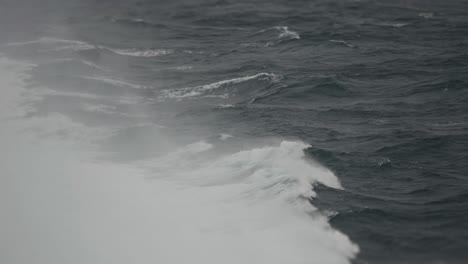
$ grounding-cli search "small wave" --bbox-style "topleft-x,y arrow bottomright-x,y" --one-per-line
111,17 -> 146,24
419,12 -> 434,19
375,22 -> 409,28
264,26 -> 300,46
219,134 -> 234,140
109,48 -> 173,57
83,103 -> 117,114
329,40 -> 355,48
266,26 -> 301,46
159,73 -> 279,99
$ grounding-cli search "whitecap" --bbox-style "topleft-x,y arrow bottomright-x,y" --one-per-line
275,26 -> 301,40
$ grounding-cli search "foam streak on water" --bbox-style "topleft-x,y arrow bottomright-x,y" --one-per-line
159,73 -> 279,99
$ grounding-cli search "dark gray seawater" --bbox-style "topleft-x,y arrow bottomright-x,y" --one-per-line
1,0 -> 467,263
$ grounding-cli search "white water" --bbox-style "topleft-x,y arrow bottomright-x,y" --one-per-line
0,57 -> 358,264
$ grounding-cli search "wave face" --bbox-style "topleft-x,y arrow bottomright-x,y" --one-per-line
1,0 -> 468,264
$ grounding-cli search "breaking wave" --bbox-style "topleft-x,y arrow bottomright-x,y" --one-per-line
0,56 -> 358,264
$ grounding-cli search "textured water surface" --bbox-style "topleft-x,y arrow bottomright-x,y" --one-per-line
0,0 -> 467,264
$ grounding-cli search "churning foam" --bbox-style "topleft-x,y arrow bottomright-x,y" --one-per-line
0,56 -> 358,264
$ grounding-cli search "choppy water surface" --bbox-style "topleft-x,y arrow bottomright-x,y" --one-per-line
1,0 -> 467,263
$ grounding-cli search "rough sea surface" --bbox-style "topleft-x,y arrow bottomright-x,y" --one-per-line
1,0 -> 467,264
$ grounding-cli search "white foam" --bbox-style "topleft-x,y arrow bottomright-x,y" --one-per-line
137,140 -> 358,263
159,73 -> 279,99
109,48 -> 173,57
0,56 -> 358,264
275,26 -> 301,40
329,40 -> 355,48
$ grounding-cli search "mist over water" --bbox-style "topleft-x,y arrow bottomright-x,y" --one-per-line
1,1 -> 468,264
0,57 -> 357,264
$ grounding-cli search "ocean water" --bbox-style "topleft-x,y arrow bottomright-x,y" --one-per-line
0,0 -> 467,263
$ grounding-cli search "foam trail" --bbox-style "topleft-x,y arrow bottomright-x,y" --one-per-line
4,37 -> 92,47
4,37 -> 95,51
4,37 -> 172,57
82,76 -> 145,89
329,40 -> 355,48
109,48 -> 174,57
46,58 -> 109,72
0,57 -> 358,264
159,73 -> 279,99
